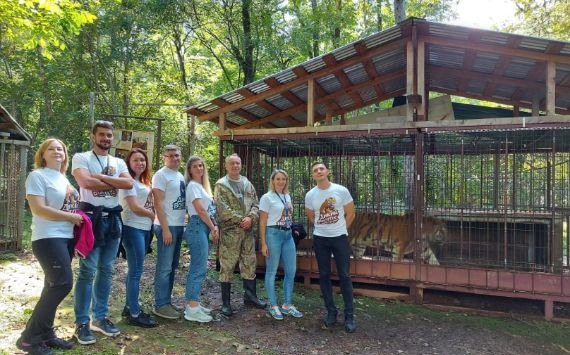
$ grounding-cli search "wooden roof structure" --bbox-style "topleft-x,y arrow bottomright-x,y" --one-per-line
0,104 -> 31,143
186,17 -> 570,134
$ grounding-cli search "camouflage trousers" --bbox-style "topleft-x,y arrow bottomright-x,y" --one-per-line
218,227 -> 257,283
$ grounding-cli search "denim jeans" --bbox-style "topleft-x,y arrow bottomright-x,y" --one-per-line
313,234 -> 354,315
122,225 -> 151,316
184,216 -> 209,302
154,224 -> 184,307
264,227 -> 297,306
22,238 -> 74,345
74,215 -> 122,325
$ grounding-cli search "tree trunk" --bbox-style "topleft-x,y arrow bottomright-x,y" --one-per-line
311,0 -> 320,57
332,0 -> 342,48
242,0 -> 255,85
394,0 -> 406,23
377,0 -> 383,30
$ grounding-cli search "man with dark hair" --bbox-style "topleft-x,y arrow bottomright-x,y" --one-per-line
72,120 -> 133,344
152,145 -> 186,319
214,153 -> 266,316
305,161 -> 356,333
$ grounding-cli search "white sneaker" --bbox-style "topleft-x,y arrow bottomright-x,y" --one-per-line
199,305 -> 212,315
184,306 -> 213,323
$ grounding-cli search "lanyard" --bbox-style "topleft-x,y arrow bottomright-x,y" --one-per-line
92,151 -> 109,173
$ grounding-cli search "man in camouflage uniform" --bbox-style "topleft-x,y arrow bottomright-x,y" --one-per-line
214,153 -> 266,316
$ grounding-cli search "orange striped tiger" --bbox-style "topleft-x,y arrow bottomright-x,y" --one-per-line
348,211 -> 447,264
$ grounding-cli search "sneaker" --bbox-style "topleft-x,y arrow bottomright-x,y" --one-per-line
171,303 -> 184,313
127,311 -> 158,328
91,318 -> 121,337
16,337 -> 53,355
268,305 -> 284,320
281,305 -> 304,318
121,306 -> 130,317
153,304 -> 180,319
44,337 -> 74,349
74,324 -> 96,345
184,306 -> 213,323
199,305 -> 212,315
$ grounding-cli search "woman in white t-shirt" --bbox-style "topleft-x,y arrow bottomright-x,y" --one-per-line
259,169 -> 304,320
119,148 -> 157,328
182,156 -> 219,323
17,138 -> 83,354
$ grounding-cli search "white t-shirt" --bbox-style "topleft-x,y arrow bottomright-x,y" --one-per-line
71,151 -> 128,208
305,183 -> 353,237
26,168 -> 79,241
186,181 -> 212,217
120,179 -> 153,230
152,166 -> 186,226
259,192 -> 293,227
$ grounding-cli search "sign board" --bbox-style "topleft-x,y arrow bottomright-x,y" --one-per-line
111,129 -> 155,167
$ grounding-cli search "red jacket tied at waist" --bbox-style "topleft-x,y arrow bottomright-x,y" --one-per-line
74,210 -> 94,258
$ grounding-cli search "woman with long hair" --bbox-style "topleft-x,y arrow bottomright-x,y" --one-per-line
259,169 -> 304,320
183,156 -> 219,322
119,148 -> 157,327
17,138 -> 83,355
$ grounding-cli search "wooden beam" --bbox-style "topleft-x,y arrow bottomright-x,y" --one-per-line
325,111 -> 333,125
307,79 -> 315,126
532,97 -> 540,116
418,39 -> 426,119
432,87 -> 569,115
511,62 -> 545,101
218,112 -> 226,132
333,89 -> 407,117
0,122 -> 15,129
425,35 -> 570,65
234,68 -> 406,129
406,40 -> 415,120
546,61 -> 556,115
513,106 -> 520,117
482,37 -> 522,98
193,38 -> 407,121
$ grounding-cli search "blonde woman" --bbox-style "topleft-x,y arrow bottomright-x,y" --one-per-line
17,138 -> 83,355
259,169 -> 303,320
183,156 -> 219,322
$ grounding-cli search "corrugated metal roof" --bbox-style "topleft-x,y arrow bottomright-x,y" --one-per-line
0,104 -> 31,143
187,18 -> 570,130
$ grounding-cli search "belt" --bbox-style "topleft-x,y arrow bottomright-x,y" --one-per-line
268,225 -> 291,231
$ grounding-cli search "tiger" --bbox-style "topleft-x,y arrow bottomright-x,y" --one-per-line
348,211 -> 447,265
319,197 -> 337,214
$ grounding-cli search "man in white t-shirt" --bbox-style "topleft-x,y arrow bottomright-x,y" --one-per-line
152,145 -> 186,319
72,120 -> 133,345
305,161 -> 356,333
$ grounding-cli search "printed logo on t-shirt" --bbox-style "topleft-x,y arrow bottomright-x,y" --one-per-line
102,166 -> 116,176
317,197 -> 339,225
62,188 -> 80,212
92,189 -> 118,198
143,193 -> 153,211
172,180 -> 186,210
276,205 -> 293,227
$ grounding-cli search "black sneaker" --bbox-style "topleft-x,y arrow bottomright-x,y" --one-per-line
44,337 -> 74,349
16,337 -> 53,355
91,318 -> 121,337
121,306 -> 130,317
128,311 -> 158,328
74,323 -> 96,345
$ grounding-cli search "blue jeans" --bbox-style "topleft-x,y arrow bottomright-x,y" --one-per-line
122,225 -> 150,316
313,234 -> 354,316
154,224 -> 184,307
184,216 -> 209,302
264,227 -> 297,306
74,215 -> 122,325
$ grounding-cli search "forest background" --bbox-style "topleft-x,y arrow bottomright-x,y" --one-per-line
1,0 -> 569,179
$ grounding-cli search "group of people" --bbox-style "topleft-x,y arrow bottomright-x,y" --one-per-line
16,120 -> 357,355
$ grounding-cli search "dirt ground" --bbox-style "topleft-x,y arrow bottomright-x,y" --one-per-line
1,249 -> 569,355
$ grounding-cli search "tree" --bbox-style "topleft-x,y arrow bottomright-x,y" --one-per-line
504,0 -> 569,40
0,0 -> 96,60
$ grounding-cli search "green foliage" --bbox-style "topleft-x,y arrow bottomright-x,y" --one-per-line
504,0 -> 569,40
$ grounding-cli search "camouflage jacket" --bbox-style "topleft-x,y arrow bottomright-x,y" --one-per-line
214,175 -> 259,231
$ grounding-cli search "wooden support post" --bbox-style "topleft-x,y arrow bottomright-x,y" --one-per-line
307,79 -> 315,126
325,111 -> 333,126
156,120 -> 162,171
546,61 -> 556,115
417,39 -> 426,120
532,97 -> 540,116
406,40 -> 415,121
339,113 -> 346,125
545,299 -> 554,320
513,106 -> 520,117
218,112 -> 226,133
